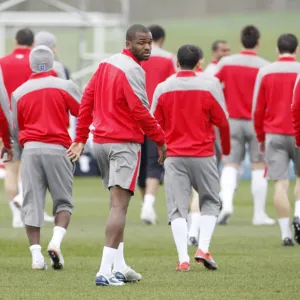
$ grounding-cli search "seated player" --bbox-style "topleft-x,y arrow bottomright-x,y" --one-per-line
12,45 -> 81,270
254,33 -> 300,246
151,44 -> 230,271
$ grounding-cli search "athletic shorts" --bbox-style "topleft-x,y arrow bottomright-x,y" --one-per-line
93,142 -> 141,194
21,142 -> 75,227
164,156 -> 221,224
146,137 -> 164,181
223,119 -> 263,165
137,137 -> 147,188
265,134 -> 300,180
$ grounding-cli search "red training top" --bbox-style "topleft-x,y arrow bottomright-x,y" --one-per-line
74,49 -> 165,147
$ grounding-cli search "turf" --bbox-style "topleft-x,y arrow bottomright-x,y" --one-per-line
0,178 -> 299,300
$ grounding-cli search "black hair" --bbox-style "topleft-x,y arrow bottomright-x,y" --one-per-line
177,44 -> 201,70
241,25 -> 260,49
211,40 -> 227,51
126,24 -> 150,41
277,34 -> 298,54
15,28 -> 34,46
147,25 -> 165,42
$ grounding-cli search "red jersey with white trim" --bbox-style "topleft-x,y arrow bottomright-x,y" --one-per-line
215,51 -> 269,120
12,72 -> 81,149
291,74 -> 300,146
253,57 -> 300,142
151,71 -> 230,157
0,48 -> 32,102
141,45 -> 176,105
74,49 -> 165,147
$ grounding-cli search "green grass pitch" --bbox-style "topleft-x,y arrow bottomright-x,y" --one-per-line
0,178 -> 299,300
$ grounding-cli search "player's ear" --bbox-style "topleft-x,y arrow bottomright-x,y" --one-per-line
196,61 -> 201,69
126,40 -> 131,50
176,60 -> 180,69
200,58 -> 205,68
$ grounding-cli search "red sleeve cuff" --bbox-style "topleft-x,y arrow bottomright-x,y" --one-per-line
257,133 -> 265,143
74,137 -> 87,144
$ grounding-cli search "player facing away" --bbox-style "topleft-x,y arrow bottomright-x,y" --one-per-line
253,34 -> 300,246
215,25 -> 275,226
0,28 -> 33,228
34,31 -> 67,79
11,45 -> 81,270
151,45 -> 230,271
188,47 -> 226,247
67,24 -> 166,286
140,25 -> 176,225
204,40 -> 231,76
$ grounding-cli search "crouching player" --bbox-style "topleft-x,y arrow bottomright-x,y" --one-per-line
151,45 -> 230,271
11,45 -> 81,270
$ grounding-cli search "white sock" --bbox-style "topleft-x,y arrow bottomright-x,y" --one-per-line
30,244 -> 44,263
9,201 -> 21,218
143,194 -> 155,208
278,218 -> 292,240
99,246 -> 118,276
171,218 -> 190,264
251,170 -> 268,218
188,212 -> 201,238
219,166 -> 238,212
198,215 -> 217,253
113,242 -> 128,272
50,226 -> 66,249
294,200 -> 300,218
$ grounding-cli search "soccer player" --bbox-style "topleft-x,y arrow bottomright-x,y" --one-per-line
0,28 -> 33,228
34,31 -> 67,79
204,40 -> 231,76
0,87 -> 13,162
140,25 -> 176,225
11,45 -> 81,270
215,25 -> 275,226
188,47 -> 225,246
253,34 -> 300,246
151,44 -> 230,271
67,24 -> 166,286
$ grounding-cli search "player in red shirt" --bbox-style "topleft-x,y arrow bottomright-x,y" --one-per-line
254,34 -> 300,246
151,44 -> 230,271
215,25 -> 275,226
204,40 -> 231,76
12,45 -> 81,270
139,25 -> 176,225
67,24 -> 166,286
0,28 -> 33,228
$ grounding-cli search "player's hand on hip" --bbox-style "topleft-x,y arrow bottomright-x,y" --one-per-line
67,142 -> 84,162
0,147 -> 13,162
259,142 -> 265,155
158,143 -> 167,165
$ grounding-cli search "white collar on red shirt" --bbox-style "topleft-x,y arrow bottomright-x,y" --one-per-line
211,59 -> 217,64
122,49 -> 141,65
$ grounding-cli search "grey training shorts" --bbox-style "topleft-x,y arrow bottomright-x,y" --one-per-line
21,142 -> 75,227
93,142 -> 141,194
164,156 -> 221,224
223,119 -> 263,165
265,134 -> 300,180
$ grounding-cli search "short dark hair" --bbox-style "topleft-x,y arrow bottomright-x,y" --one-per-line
15,28 -> 34,46
147,25 -> 165,42
241,25 -> 260,49
126,24 -> 150,41
211,40 -> 227,51
197,47 -> 204,60
277,34 -> 298,54
177,44 -> 201,70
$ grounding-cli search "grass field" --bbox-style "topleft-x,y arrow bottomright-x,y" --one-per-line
0,178 -> 299,300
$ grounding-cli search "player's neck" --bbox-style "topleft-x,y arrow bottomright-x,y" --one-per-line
242,48 -> 258,54
279,53 -> 296,58
152,42 -> 162,48
15,45 -> 31,49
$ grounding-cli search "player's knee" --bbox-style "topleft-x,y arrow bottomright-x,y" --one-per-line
275,179 -> 289,193
251,161 -> 265,170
